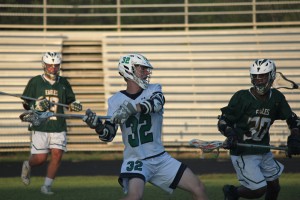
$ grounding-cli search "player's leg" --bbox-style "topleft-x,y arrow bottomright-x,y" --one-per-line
21,131 -> 49,185
150,153 -> 208,200
265,178 -> 280,200
47,148 -> 64,179
177,167 -> 208,200
41,132 -> 66,195
261,152 -> 283,200
224,154 -> 268,199
120,178 -> 145,200
40,148 -> 63,195
224,185 -> 266,199
118,157 -> 149,200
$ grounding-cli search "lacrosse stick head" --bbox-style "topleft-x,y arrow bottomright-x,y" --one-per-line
189,139 -> 223,153
273,72 -> 299,90
19,110 -> 53,126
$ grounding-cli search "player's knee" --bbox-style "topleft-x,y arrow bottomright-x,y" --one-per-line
252,186 -> 267,198
189,179 -> 207,198
267,181 -> 281,194
30,154 -> 47,165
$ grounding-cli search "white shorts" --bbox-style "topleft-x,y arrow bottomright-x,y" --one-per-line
231,152 -> 284,190
31,131 -> 67,154
118,152 -> 187,194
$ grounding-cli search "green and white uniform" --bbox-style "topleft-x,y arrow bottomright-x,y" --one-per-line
221,88 -> 292,190
108,84 -> 186,194
23,75 -> 76,153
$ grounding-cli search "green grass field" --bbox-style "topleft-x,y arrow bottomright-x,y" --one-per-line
1,173 -> 300,200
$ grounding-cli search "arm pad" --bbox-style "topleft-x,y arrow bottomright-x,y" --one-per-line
22,101 -> 32,110
286,112 -> 299,130
140,92 -> 165,114
217,114 -> 235,137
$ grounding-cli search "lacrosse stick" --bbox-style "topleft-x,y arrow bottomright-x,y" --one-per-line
189,139 -> 223,153
273,72 -> 299,90
0,91 -> 70,109
237,143 -> 288,151
19,110 -> 111,126
189,139 -> 288,152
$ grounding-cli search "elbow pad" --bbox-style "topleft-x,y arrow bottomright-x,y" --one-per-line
217,114 -> 234,137
22,101 -> 31,110
140,92 -> 165,114
287,112 -> 300,130
22,100 -> 34,110
96,122 -> 116,142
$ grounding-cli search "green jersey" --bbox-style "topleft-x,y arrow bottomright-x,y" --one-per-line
221,88 -> 293,155
22,75 -> 76,132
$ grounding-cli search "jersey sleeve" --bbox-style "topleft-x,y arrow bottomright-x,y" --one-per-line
61,77 -> 76,105
22,77 -> 38,109
220,90 -> 244,123
274,90 -> 293,120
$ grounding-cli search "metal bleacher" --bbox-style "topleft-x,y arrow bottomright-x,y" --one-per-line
102,29 -> 300,148
0,32 -> 64,151
0,28 -> 300,152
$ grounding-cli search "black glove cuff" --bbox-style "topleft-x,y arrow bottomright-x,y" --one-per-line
224,127 -> 236,138
95,123 -> 105,134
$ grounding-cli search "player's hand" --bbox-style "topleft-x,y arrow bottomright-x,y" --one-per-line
35,99 -> 50,111
111,101 -> 137,124
69,101 -> 82,112
222,128 -> 238,150
83,109 -> 101,129
287,131 -> 300,158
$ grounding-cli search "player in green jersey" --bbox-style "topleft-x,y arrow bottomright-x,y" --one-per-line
217,59 -> 300,200
20,52 -> 82,195
83,53 -> 208,200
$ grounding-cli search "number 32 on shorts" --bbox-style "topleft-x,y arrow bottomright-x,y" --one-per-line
126,160 -> 143,171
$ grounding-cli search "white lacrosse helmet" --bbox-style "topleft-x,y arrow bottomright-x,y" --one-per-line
42,52 -> 62,80
250,59 -> 276,95
118,53 -> 153,89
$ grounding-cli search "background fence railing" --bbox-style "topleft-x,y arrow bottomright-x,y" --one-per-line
0,0 -> 300,31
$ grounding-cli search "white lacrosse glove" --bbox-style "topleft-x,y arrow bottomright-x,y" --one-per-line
111,101 -> 137,124
69,101 -> 82,112
35,99 -> 50,111
82,109 -> 100,128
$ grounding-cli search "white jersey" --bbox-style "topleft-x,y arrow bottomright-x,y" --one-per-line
107,84 -> 165,160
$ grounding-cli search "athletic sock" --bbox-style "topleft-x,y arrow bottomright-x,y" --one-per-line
44,177 -> 53,186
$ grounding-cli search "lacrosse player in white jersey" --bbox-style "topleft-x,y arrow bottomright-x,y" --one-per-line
83,53 -> 208,200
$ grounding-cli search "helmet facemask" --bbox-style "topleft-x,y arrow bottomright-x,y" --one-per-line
132,64 -> 152,89
42,52 -> 62,80
43,63 -> 60,80
250,59 -> 276,95
251,72 -> 273,95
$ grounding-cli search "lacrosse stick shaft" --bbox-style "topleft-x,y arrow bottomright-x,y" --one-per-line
237,143 -> 287,151
52,113 -> 111,120
0,91 -> 70,108
189,139 -> 288,152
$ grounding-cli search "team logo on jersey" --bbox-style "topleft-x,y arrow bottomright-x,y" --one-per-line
45,89 -> 58,96
256,108 -> 270,116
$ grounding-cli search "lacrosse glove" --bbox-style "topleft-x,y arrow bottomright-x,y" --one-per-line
35,99 -> 50,112
287,132 -> 300,158
223,128 -> 238,150
82,109 -> 116,142
69,101 -> 82,112
83,109 -> 104,130
111,101 -> 137,124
